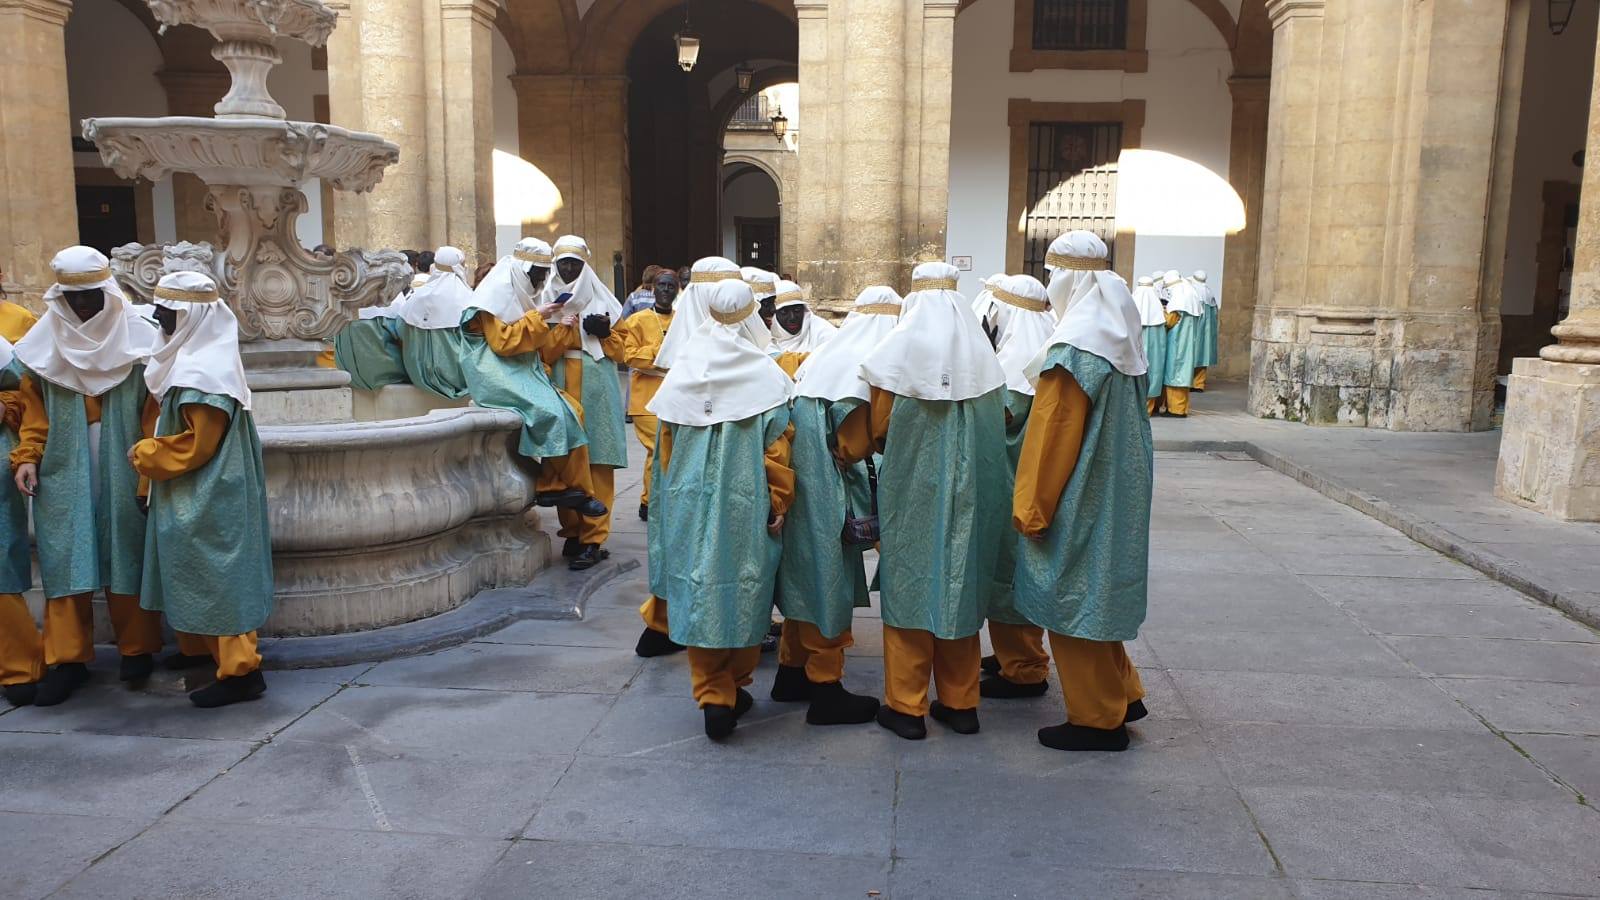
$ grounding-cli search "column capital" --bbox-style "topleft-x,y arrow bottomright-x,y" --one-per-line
1227,75 -> 1271,101
439,0 -> 497,25
923,0 -> 960,18
794,0 -> 828,17
1265,0 -> 1324,28
0,0 -> 71,25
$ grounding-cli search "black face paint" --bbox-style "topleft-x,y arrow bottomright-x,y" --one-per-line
775,305 -> 806,335
556,258 -> 584,284
153,305 -> 178,336
64,288 -> 106,323
653,273 -> 679,312
758,297 -> 777,329
527,264 -> 550,293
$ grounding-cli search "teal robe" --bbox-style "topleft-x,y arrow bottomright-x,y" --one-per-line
645,416 -> 669,599
1142,325 -> 1168,401
396,323 -> 471,400
774,396 -> 872,639
551,352 -> 627,468
985,390 -> 1032,627
660,408 -> 790,649
140,390 -> 274,636
334,318 -> 408,392
1164,312 -> 1205,389
30,368 -> 147,599
0,359 -> 32,594
458,308 -> 588,460
1200,304 -> 1219,369
877,389 -> 1007,639
1014,345 -> 1153,642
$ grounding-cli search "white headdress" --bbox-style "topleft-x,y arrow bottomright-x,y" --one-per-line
398,246 -> 476,330
146,271 -> 252,410
971,272 -> 1006,329
545,235 -> 624,360
794,286 -> 903,403
1165,273 -> 1207,317
655,257 -> 761,371
859,262 -> 1006,402
1192,270 -> 1220,308
1131,277 -> 1168,327
646,279 -> 793,427
471,238 -> 553,323
1026,231 -> 1148,380
770,280 -> 837,354
14,245 -> 158,396
1044,232 -> 1115,320
0,335 -> 14,372
741,267 -> 778,301
989,273 -> 1057,396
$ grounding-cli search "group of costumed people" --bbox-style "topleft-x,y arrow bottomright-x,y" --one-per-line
1119,268 -> 1220,418
0,247 -> 273,710
635,231 -> 1155,752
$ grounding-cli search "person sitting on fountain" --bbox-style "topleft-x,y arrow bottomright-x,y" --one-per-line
130,271 -> 274,708
10,246 -> 164,707
393,246 -> 477,401
538,236 -> 628,571
465,237 -> 605,520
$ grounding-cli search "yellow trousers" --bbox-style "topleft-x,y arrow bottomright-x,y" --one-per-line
557,465 -> 615,545
1048,632 -> 1145,730
882,624 -> 981,716
687,645 -> 761,708
633,413 -> 659,506
178,631 -> 262,681
988,621 -> 1049,685
1193,367 -> 1208,391
43,592 -> 162,666
778,619 -> 851,684
0,593 -> 44,685
1163,386 -> 1191,416
536,445 -> 598,498
639,594 -> 670,635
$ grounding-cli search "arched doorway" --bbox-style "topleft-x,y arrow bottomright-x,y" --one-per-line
721,162 -> 780,271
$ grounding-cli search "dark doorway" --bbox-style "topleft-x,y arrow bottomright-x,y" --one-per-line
75,185 -> 138,255
735,217 -> 779,271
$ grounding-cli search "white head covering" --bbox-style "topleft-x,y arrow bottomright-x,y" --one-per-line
145,271 -> 252,410
794,286 -> 903,403
971,272 -> 1005,324
989,274 -> 1057,397
655,257 -> 756,371
1131,277 -> 1167,327
398,247 -> 475,330
1026,232 -> 1148,380
545,235 -> 624,360
14,245 -> 158,396
646,279 -> 793,428
770,281 -> 837,354
472,238 -> 552,323
859,262 -> 1005,402
1166,274 -> 1207,317
1192,270 -> 1220,308
1163,270 -> 1182,287
741,267 -> 778,301
0,335 -> 14,372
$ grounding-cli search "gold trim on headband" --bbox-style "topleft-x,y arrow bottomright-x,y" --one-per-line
857,303 -> 901,317
436,263 -> 458,273
514,250 -> 552,265
154,285 -> 220,303
56,268 -> 111,286
552,243 -> 592,263
993,287 -> 1050,313
709,302 -> 756,325
691,271 -> 743,284
912,277 -> 959,291
773,291 -> 804,305
1045,252 -> 1109,271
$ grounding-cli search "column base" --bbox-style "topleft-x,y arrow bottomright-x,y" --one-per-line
1496,357 -> 1600,522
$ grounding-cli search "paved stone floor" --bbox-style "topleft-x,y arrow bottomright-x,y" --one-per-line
3,444 -> 1599,898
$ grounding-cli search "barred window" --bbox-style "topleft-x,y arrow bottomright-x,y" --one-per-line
1022,122 -> 1122,281
1033,0 -> 1129,51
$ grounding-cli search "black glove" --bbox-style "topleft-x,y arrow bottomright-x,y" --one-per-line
582,314 -> 612,338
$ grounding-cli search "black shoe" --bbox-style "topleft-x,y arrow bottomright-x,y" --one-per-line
930,700 -> 980,735
806,681 -> 879,726
635,627 -> 684,658
1158,412 -> 1188,419
561,537 -> 582,559
535,489 -> 585,508
161,652 -> 212,671
1038,722 -> 1130,752
733,687 -> 754,720
576,497 -> 608,518
638,502 -> 649,522
34,663 -> 90,707
980,673 -> 1049,700
768,621 -> 783,638
980,654 -> 1000,676
704,703 -> 737,741
568,544 -> 609,571
2,682 -> 37,707
759,632 -> 779,654
876,706 -> 927,741
119,653 -> 155,684
1125,699 -> 1149,724
189,670 -> 267,709
770,664 -> 812,702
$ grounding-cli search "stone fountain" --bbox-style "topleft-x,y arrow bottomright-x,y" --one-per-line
82,0 -> 548,638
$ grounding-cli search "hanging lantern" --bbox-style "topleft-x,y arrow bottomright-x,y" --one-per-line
675,30 -> 702,72
1549,0 -> 1577,34
735,63 -> 755,94
771,106 -> 789,143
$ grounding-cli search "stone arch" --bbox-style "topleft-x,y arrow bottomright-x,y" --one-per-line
576,0 -> 796,75
709,64 -> 798,137
722,152 -> 783,187
499,0 -> 581,75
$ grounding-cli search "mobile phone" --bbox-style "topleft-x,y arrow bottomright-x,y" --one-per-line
554,292 -> 573,305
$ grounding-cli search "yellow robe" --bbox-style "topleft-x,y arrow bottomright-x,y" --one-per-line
616,309 -> 672,506
543,324 -> 627,546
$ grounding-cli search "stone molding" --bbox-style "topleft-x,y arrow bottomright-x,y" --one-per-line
0,0 -> 71,25
1265,0 -> 1324,27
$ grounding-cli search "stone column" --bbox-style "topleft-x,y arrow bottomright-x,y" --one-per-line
1496,20 -> 1600,521
0,0 -> 77,309
1219,75 -> 1269,380
157,70 -> 230,244
837,0 -> 906,295
793,0 -> 838,296
904,1 -> 958,265
439,0 -> 497,267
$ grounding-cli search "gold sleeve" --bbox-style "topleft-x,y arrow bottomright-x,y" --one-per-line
1012,368 -> 1090,538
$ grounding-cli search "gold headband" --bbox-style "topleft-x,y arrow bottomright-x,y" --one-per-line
56,268 -> 111,286
912,277 -> 959,291
993,287 -> 1050,313
154,285 -> 220,303
436,263 -> 458,273
1045,252 -> 1108,271
856,303 -> 901,316
514,249 -> 552,265
690,271 -> 742,284
709,302 -> 756,325
773,291 -> 804,306
553,245 -> 591,263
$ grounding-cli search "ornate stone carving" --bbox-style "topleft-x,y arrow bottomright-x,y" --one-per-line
146,0 -> 337,118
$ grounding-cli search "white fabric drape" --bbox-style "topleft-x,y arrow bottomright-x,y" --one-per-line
398,247 -> 476,330
859,261 -> 1005,402
770,280 -> 837,354
989,274 -> 1058,397
544,235 -> 623,360
1027,230 -> 1148,379
655,257 -> 763,371
14,245 -> 157,397
647,279 -> 793,427
794,286 -> 903,403
1131,277 -> 1167,327
145,270 -> 252,409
